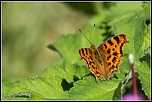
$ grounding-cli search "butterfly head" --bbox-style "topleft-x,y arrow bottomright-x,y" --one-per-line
90,44 -> 96,50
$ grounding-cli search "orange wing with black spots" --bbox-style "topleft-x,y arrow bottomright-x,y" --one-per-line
98,34 -> 129,80
79,48 -> 99,79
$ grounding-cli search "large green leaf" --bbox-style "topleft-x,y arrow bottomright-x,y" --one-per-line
3,64 -> 91,100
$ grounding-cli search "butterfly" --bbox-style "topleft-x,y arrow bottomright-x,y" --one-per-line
79,32 -> 128,81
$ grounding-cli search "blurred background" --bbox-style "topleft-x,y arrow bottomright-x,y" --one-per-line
2,2 -> 107,82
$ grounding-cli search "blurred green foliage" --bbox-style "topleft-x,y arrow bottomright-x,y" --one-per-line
2,2 -> 102,81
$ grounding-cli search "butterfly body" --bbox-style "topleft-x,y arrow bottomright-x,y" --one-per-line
79,34 -> 128,81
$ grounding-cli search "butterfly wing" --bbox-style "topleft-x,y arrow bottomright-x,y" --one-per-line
98,34 -> 128,80
79,48 -> 99,80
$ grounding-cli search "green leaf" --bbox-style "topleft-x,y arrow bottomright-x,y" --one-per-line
137,60 -> 150,98
4,77 -> 67,100
3,64 -> 91,100
106,2 -> 149,26
68,76 -> 122,100
48,34 -> 82,64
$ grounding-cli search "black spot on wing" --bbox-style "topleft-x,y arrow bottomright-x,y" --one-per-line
107,39 -> 114,46
107,49 -> 110,54
85,48 -> 88,55
92,64 -> 96,69
95,71 -> 100,74
113,52 -> 118,56
81,48 -> 85,55
120,45 -> 123,54
112,56 -> 116,63
108,62 -> 111,66
119,34 -> 126,40
89,61 -> 92,65
114,36 -> 120,44
107,55 -> 111,60
104,44 -> 107,49
89,56 -> 93,60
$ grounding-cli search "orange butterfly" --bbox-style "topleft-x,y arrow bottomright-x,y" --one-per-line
79,30 -> 128,81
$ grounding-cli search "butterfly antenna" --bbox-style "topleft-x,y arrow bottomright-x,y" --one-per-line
93,24 -> 96,45
79,29 -> 92,45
